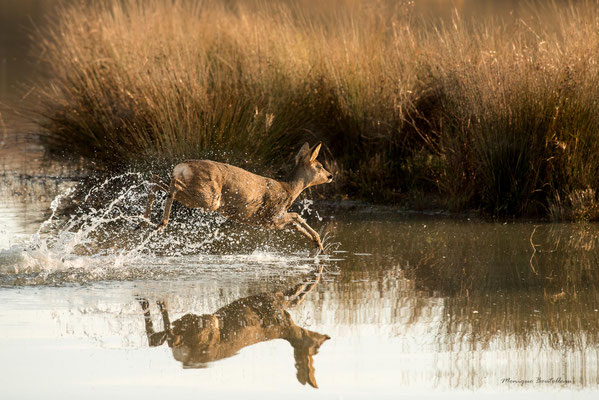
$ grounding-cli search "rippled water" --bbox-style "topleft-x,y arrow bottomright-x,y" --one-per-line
1,171 -> 599,399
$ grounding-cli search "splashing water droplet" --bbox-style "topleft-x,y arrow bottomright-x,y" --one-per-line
0,173 -> 322,287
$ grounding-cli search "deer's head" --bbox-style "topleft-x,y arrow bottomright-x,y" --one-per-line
288,327 -> 331,388
293,142 -> 333,188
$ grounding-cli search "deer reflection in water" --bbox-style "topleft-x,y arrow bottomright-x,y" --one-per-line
137,266 -> 329,388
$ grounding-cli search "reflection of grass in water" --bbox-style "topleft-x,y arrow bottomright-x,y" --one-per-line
32,0 -> 599,215
392,223 -> 599,296
402,222 -> 599,350
327,217 -> 599,350
442,289 -> 599,352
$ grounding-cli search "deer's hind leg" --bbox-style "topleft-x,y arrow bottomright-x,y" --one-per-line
156,177 -> 186,230
140,175 -> 169,229
137,298 -> 169,347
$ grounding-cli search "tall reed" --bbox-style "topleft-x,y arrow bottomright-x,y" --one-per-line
33,0 -> 599,216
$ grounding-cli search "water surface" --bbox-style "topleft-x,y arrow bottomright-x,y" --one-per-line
2,2 -> 598,397
1,172 -> 598,399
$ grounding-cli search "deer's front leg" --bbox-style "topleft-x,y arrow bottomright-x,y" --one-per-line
293,213 -> 324,252
278,212 -> 324,252
284,265 -> 324,306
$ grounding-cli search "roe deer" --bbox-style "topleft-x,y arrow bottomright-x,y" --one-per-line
142,142 -> 333,252
137,266 -> 329,388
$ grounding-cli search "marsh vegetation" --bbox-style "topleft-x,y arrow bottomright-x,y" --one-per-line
30,0 -> 599,218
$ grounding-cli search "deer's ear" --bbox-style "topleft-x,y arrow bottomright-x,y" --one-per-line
309,142 -> 322,162
295,142 -> 311,164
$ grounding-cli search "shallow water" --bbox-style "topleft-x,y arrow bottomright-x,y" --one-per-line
2,2 -> 598,398
1,172 -> 599,399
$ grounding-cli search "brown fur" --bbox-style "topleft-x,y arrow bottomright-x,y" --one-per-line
138,266 -> 329,387
142,142 -> 333,251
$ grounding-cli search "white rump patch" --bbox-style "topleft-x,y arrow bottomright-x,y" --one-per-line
174,163 -> 193,181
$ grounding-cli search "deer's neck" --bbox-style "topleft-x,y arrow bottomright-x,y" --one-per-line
284,171 -> 309,203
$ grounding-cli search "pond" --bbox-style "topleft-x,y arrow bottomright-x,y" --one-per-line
2,1 -> 598,398
1,170 -> 598,398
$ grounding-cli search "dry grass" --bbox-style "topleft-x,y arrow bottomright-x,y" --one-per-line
32,0 -> 599,216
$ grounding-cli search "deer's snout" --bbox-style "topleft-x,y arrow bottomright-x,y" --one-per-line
327,173 -> 333,183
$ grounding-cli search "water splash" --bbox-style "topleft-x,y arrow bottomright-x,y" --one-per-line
0,173 -> 322,287
299,198 -> 323,222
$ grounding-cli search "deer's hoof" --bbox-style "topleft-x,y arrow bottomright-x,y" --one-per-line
156,222 -> 167,231
314,241 -> 325,254
137,219 -> 157,230
137,298 -> 149,309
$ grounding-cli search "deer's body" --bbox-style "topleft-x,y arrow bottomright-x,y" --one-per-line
138,267 -> 328,387
167,291 -> 319,365
143,143 -> 332,251
170,160 -> 294,227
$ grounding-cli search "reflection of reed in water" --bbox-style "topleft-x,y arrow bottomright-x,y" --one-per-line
378,222 -> 599,345
137,266 -> 329,388
436,289 -> 599,388
326,218 -> 599,387
388,222 -> 599,296
383,222 -> 599,388
442,289 -> 599,351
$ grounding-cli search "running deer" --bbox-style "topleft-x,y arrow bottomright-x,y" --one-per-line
137,266 -> 329,388
142,142 -> 333,252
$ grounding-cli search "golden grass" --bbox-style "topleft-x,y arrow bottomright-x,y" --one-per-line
32,0 -> 599,215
